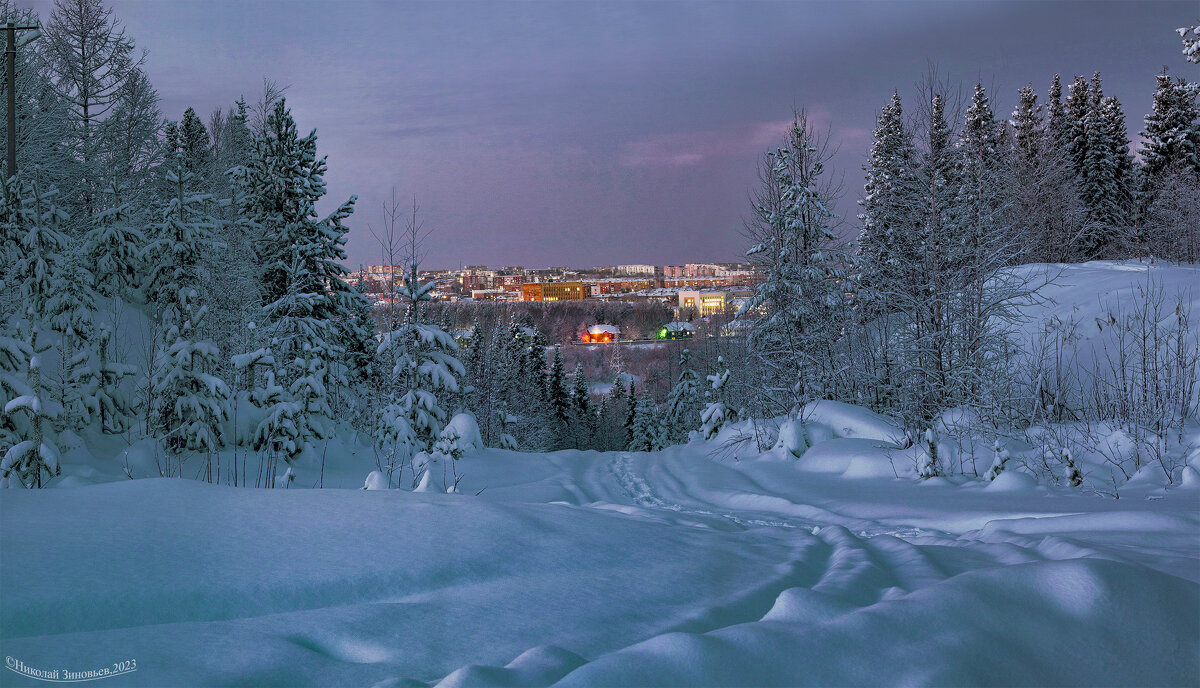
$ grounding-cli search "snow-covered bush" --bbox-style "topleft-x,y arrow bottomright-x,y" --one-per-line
774,417 -> 809,458
700,360 -> 737,442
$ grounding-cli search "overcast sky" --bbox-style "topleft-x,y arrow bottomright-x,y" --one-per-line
21,0 -> 1198,268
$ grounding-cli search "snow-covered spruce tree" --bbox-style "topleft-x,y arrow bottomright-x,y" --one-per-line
624,379 -> 638,447
235,99 -> 368,419
1,175 -> 70,487
459,321 -> 492,442
700,360 -> 736,441
546,346 -> 571,449
250,257 -> 337,480
91,324 -> 135,434
1137,69 -> 1200,260
1140,69 -> 1200,185
600,374 -> 630,451
493,317 -> 550,451
202,106 -> 263,394
1100,92 -> 1136,243
374,260 -> 464,484
983,439 -> 1010,481
495,406 -> 519,451
143,149 -> 230,463
1062,446 -> 1083,487
86,182 -> 145,299
1,354 -> 60,488
627,391 -> 661,452
917,427 -> 939,479
661,348 -> 700,445
570,363 -> 595,449
883,85 -> 961,431
1011,85 -> 1043,168
856,90 -> 920,409
744,110 -> 851,411
151,287 -> 231,460
0,333 -> 33,472
858,91 -> 920,297
1180,24 -> 1200,64
491,317 -> 524,444
243,354 -> 301,482
1064,75 -> 1093,180
142,126 -> 215,313
1008,82 -> 1086,263
594,396 -> 612,448
856,82 -> 960,430
337,272 -> 379,433
1045,75 -> 1071,150
0,178 -> 29,457
522,328 -> 553,449
179,107 -> 212,190
45,245 -> 98,431
1066,73 -> 1134,257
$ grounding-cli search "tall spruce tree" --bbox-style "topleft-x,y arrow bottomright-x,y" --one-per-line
144,149 -> 230,457
235,99 -> 368,422
745,110 -> 851,409
1046,74 -> 1070,149
1009,82 -> 1086,262
627,391 -> 661,452
570,363 -> 595,448
662,348 -> 700,445
858,91 -> 919,298
179,107 -> 212,190
546,346 -> 570,448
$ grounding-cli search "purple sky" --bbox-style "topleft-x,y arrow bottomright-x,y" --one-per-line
22,0 -> 1199,269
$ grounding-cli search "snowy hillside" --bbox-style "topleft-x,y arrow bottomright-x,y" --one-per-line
2,443 -> 1197,687
2,262 -> 1198,686
1009,261 -> 1200,366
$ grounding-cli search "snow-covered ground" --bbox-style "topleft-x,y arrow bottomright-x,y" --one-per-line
2,261 -> 1199,686
3,436 -> 1198,686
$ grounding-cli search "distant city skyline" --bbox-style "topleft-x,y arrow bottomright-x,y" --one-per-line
19,0 -> 1197,268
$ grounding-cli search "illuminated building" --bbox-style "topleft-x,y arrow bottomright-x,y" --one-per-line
657,321 -> 696,339
581,324 -> 620,343
678,290 -> 731,316
522,281 -> 586,302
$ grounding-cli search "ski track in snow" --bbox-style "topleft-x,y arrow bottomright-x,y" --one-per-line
606,449 -> 946,538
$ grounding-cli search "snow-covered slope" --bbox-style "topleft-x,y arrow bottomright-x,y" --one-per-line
2,442 -> 1197,686
1008,260 -> 1200,369
2,261 -> 1198,686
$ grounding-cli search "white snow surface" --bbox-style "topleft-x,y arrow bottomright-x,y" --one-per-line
2,262 -> 1199,686
2,438 -> 1197,686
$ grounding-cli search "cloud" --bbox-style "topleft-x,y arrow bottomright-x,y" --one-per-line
618,110 -> 860,169
618,139 -> 706,168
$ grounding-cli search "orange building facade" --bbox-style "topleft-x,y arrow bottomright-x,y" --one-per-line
522,282 -> 586,302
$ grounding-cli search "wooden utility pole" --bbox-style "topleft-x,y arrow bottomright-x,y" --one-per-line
5,21 -> 40,181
